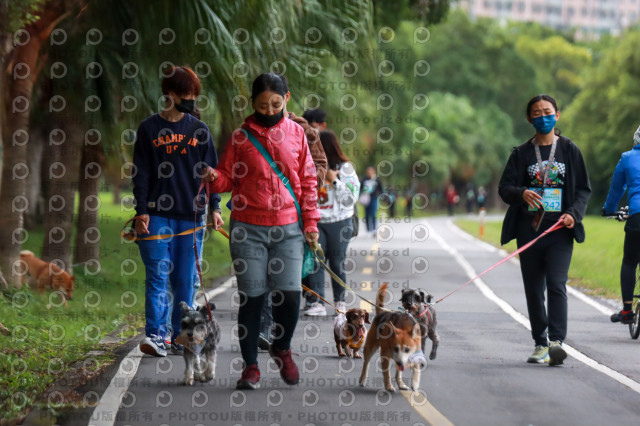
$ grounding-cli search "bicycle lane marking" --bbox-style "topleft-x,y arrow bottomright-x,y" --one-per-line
430,220 -> 640,395
88,277 -> 235,426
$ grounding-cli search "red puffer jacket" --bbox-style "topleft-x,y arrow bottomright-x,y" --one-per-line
208,114 -> 320,233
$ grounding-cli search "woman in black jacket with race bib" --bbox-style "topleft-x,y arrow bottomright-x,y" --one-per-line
498,94 -> 591,367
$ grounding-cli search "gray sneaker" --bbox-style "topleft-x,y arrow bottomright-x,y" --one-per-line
548,340 -> 567,366
170,341 -> 184,355
526,345 -> 549,364
140,335 -> 167,357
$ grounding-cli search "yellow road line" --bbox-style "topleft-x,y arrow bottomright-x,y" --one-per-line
360,280 -> 372,291
362,267 -> 373,275
365,243 -> 379,262
402,390 -> 454,426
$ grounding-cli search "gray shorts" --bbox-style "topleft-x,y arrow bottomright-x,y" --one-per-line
229,219 -> 303,297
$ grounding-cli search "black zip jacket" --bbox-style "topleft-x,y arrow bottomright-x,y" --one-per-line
498,135 -> 591,245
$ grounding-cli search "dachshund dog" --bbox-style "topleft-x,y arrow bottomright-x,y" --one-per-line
334,308 -> 370,358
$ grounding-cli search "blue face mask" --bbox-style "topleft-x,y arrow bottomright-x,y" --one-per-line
531,114 -> 557,135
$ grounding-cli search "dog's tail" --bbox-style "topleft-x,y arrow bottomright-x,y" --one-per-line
375,283 -> 388,315
19,250 -> 34,257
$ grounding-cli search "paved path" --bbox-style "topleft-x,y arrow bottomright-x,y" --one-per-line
83,216 -> 640,426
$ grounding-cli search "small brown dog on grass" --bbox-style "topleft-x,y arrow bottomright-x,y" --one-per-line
359,283 -> 422,392
334,308 -> 370,358
19,250 -> 75,301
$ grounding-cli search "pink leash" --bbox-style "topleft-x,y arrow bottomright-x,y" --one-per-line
434,218 -> 566,304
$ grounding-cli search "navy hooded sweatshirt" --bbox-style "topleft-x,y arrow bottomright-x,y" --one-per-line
132,113 -> 220,220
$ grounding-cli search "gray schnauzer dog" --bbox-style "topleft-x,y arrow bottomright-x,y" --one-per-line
177,301 -> 221,386
400,288 -> 440,360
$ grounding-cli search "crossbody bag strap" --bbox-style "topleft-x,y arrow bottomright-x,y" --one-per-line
241,129 -> 303,228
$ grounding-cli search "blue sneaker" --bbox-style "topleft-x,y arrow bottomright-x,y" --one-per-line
170,341 -> 184,355
140,335 -> 167,357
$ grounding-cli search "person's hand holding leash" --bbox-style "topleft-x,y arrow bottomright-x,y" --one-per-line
211,210 -> 224,230
135,214 -> 150,235
559,213 -> 575,229
523,189 -> 543,210
202,167 -> 218,183
305,232 -> 319,244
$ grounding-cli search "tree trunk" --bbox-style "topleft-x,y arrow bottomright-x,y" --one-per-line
0,0 -> 68,287
74,142 -> 105,264
41,114 -> 82,272
24,128 -> 44,230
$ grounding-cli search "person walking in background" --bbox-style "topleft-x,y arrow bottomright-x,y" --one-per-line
304,130 -> 360,316
204,73 -> 320,389
465,184 -> 476,214
602,124 -> 640,325
302,108 -> 328,131
499,94 -> 590,366
133,65 -> 223,357
360,166 -> 383,237
477,186 -> 487,211
445,184 -> 458,216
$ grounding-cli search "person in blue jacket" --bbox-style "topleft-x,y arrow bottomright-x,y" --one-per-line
133,65 -> 223,357
602,125 -> 640,325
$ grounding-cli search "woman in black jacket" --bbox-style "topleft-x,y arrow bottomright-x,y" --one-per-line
498,94 -> 591,367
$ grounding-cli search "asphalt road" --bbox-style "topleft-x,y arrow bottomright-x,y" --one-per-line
81,216 -> 640,426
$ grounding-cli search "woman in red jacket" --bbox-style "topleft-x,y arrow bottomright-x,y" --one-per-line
204,73 -> 320,389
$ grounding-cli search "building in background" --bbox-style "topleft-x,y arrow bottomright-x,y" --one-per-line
458,0 -> 640,38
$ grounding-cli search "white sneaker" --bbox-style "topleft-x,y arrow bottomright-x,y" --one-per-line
304,302 -> 327,316
140,335 -> 167,357
335,301 -> 346,315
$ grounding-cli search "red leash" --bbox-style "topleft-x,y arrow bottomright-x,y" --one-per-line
435,218 -> 566,304
195,182 -> 214,321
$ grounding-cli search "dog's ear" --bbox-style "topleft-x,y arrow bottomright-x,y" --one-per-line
419,289 -> 427,304
425,293 -> 433,303
179,301 -> 192,315
412,322 -> 421,339
364,311 -> 370,324
197,301 -> 216,316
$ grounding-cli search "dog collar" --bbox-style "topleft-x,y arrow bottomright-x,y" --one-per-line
416,304 -> 431,319
186,339 -> 206,355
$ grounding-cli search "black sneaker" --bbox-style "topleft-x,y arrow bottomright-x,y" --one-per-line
611,310 -> 634,324
170,341 -> 184,355
258,333 -> 271,351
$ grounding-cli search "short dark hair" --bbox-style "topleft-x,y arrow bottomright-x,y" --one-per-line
251,73 -> 289,101
161,66 -> 201,97
302,109 -> 327,124
526,94 -> 558,118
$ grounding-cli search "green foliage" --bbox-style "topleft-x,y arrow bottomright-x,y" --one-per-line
0,0 -> 46,33
563,31 -> 640,212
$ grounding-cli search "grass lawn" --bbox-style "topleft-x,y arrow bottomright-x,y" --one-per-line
456,215 -> 625,299
0,192 -> 232,421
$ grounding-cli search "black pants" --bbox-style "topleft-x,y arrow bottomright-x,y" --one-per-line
517,216 -> 574,347
621,214 -> 640,304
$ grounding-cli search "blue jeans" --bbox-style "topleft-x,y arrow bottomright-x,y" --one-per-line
306,218 -> 353,306
137,215 -> 203,340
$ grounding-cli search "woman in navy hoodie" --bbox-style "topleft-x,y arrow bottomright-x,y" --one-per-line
603,125 -> 640,325
133,66 -> 223,357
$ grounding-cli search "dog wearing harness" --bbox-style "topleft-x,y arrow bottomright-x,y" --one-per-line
401,288 -> 440,360
176,301 -> 221,386
334,308 -> 370,358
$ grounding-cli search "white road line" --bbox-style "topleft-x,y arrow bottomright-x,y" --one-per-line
428,221 -> 640,395
88,277 -> 235,426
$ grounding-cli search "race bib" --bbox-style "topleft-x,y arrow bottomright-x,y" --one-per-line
528,188 -> 562,212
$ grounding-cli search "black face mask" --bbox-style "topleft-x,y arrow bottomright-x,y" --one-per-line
254,108 -> 284,128
175,98 -> 195,114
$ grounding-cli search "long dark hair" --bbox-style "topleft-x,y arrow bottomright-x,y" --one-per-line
319,129 -> 349,169
526,94 -> 561,136
251,72 -> 288,101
